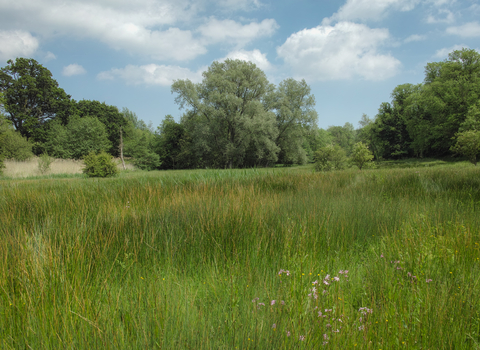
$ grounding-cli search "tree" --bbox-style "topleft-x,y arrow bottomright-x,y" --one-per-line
351,142 -> 374,170
327,123 -> 356,155
0,58 -> 72,140
153,115 -> 185,170
272,78 -> 318,165
451,130 -> 480,165
42,116 -> 111,159
314,144 -> 346,171
172,59 -> 279,168
76,100 -> 127,156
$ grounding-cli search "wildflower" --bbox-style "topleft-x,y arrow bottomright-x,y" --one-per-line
272,323 -> 276,329
326,324 -> 331,328
323,280 -> 330,286
286,331 -> 291,337
281,300 -> 285,305
325,309 -> 332,312
252,297 -> 259,303
323,334 -> 328,340
333,276 -> 340,282
380,254 -> 384,258
358,325 -> 364,331
271,300 -> 276,306
258,303 -> 265,307
426,279 -> 433,283
299,335 -> 305,341
313,280 -> 318,285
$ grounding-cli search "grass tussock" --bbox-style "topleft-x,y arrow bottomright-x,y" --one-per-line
0,164 -> 479,349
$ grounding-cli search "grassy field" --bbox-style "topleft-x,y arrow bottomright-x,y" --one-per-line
0,162 -> 479,349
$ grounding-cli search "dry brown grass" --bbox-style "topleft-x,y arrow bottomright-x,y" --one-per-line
3,157 -> 135,178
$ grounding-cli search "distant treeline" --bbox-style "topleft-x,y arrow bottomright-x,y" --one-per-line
1,49 -> 479,171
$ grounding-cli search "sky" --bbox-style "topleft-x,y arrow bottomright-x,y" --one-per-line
1,0 -> 480,130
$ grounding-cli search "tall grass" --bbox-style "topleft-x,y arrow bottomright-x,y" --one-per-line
0,164 -> 479,348
2,157 -> 135,178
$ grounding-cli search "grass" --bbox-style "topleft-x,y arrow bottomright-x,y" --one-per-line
2,157 -> 135,179
0,162 -> 479,349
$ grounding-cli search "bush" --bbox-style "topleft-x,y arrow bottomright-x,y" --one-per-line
83,151 -> 118,178
1,129 -> 33,160
38,153 -> 53,174
351,142 -> 374,170
315,144 -> 346,171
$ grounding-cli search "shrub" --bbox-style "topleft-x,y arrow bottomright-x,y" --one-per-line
38,153 -> 53,174
1,129 -> 33,160
83,151 -> 118,178
451,130 -> 480,166
351,142 -> 374,170
315,144 -> 346,171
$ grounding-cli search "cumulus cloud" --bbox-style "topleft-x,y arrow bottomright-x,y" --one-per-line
446,22 -> 480,37
221,49 -> 272,71
404,34 -> 427,43
434,44 -> 469,59
277,22 -> 401,81
324,0 -> 419,24
199,18 -> 278,47
97,64 -> 205,86
0,0 -> 206,61
0,30 -> 39,61
62,64 -> 86,76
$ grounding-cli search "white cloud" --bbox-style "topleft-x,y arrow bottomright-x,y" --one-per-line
426,9 -> 455,23
215,0 -> 262,11
62,64 -> 87,76
199,18 -> 278,47
44,51 -> 57,61
97,64 -> 205,86
221,49 -> 272,71
277,22 -> 401,81
446,22 -> 480,37
0,30 -> 39,61
404,34 -> 427,43
324,0 -> 419,23
433,44 -> 468,59
0,0 -> 206,61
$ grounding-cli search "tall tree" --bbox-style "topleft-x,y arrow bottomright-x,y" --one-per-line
76,100 -> 127,156
0,58 -> 72,140
172,59 -> 279,168
272,78 -> 318,165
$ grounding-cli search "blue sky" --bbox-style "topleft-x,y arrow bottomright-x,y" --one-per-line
1,0 -> 479,129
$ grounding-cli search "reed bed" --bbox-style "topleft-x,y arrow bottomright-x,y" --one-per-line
2,157 -> 135,178
0,165 -> 479,349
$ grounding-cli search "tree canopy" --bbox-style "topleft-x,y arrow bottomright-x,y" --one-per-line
0,58 -> 72,140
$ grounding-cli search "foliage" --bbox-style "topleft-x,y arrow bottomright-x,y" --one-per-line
172,59 -> 280,168
0,129 -> 33,160
451,130 -> 480,165
153,115 -> 185,170
38,153 -> 53,174
315,144 -> 346,171
351,141 -> 374,170
82,151 -> 118,177
76,100 -> 127,156
272,78 -> 318,165
126,133 -> 161,170
0,58 -> 72,140
43,116 -> 112,159
327,122 -> 356,155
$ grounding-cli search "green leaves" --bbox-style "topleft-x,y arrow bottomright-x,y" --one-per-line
82,151 -> 118,177
0,58 -> 71,140
451,130 -> 480,166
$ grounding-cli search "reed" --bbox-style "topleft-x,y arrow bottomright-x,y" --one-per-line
0,163 -> 479,348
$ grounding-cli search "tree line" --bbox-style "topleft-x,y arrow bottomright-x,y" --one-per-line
1,49 -> 480,172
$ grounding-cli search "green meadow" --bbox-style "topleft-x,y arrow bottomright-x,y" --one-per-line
1,163 -> 479,349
